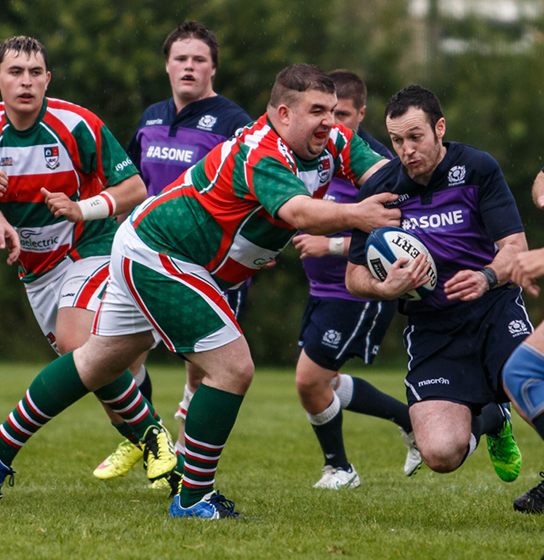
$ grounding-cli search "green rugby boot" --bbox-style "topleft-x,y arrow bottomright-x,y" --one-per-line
486,405 -> 521,482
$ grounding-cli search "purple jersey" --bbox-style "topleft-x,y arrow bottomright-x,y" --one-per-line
302,129 -> 391,301
349,142 -> 524,314
127,95 -> 252,197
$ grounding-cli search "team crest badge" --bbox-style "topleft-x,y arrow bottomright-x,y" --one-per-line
448,165 -> 466,185
197,115 -> 217,130
0,156 -> 13,166
44,146 -> 60,169
318,157 -> 332,182
322,329 -> 342,348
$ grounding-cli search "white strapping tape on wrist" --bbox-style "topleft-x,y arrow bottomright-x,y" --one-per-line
77,191 -> 117,221
329,237 -> 345,256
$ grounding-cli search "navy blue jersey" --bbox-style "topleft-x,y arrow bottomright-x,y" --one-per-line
127,95 -> 252,197
349,142 -> 524,314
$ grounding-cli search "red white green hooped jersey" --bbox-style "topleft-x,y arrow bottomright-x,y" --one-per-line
0,98 -> 139,283
131,113 -> 383,290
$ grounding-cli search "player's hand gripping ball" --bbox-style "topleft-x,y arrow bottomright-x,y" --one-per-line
365,226 -> 437,301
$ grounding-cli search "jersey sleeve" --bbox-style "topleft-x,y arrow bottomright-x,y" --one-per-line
72,120 -> 139,189
250,156 -> 310,218
477,151 -> 524,240
332,126 -> 384,184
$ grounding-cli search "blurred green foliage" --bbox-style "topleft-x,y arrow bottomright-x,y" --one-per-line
1,0 -> 543,367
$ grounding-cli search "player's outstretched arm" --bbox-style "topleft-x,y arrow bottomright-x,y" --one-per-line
0,211 -> 20,265
41,175 -> 147,223
444,231 -> 528,301
278,192 -> 400,236
346,254 -> 430,300
532,170 -> 544,210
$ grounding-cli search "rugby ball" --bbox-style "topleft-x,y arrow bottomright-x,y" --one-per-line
365,226 -> 437,301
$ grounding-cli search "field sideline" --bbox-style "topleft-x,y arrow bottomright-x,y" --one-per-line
0,362 -> 543,559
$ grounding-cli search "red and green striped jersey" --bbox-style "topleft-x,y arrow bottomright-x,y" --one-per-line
131,113 -> 383,289
0,98 -> 139,283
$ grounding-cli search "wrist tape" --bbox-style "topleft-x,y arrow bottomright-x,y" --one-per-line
77,192 -> 117,221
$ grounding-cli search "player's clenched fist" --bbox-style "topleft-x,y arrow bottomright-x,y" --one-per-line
510,247 -> 544,298
41,188 -> 84,222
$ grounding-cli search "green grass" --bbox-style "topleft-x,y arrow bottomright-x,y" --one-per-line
1,362 -> 544,559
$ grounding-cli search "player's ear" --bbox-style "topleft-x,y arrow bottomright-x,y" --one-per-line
45,71 -> 51,90
435,117 -> 446,140
358,104 -> 366,124
277,104 -> 291,125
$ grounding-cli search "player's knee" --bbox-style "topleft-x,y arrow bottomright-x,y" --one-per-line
295,369 -> 322,401
419,440 -> 466,473
235,358 -> 254,392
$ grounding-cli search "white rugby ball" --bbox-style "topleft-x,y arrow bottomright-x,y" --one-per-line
365,226 -> 437,301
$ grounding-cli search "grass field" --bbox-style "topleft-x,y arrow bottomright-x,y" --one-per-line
0,362 -> 544,560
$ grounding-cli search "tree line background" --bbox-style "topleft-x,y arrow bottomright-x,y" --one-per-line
1,0 -> 544,368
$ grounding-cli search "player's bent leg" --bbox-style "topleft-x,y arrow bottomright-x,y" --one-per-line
296,352 -> 358,488
409,400 -> 472,473
93,356 -> 154,481
169,337 -> 253,515
296,350 -> 337,414
76,333 -> 177,481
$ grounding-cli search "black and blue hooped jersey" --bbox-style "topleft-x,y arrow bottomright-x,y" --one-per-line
127,95 -> 252,197
349,142 -> 524,314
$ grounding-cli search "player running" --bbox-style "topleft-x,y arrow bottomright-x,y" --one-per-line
346,85 -> 529,484
0,36 -> 177,494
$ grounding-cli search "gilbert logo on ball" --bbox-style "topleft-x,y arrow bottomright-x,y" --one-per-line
365,226 -> 437,301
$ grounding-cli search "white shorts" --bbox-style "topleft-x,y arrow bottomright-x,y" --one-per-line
24,256 -> 110,354
92,221 -> 242,354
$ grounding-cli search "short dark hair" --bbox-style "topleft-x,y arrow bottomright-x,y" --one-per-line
269,64 -> 336,109
385,85 -> 443,129
0,36 -> 48,70
162,21 -> 219,68
328,70 -> 367,109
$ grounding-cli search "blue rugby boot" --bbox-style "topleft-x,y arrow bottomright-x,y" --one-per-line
169,490 -> 242,519
0,459 -> 15,499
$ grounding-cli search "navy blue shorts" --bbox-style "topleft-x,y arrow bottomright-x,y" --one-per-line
225,281 -> 249,321
298,295 -> 397,371
403,285 -> 532,407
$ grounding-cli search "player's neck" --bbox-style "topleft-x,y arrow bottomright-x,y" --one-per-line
174,90 -> 217,113
5,105 -> 41,131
